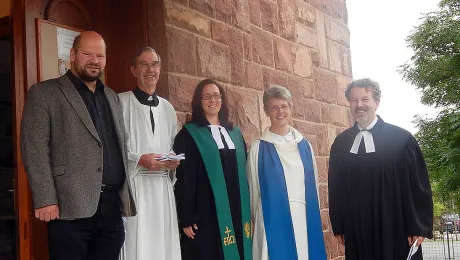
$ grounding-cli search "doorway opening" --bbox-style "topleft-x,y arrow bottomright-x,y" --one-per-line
0,15 -> 16,260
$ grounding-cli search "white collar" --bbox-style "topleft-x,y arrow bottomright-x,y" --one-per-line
208,125 -> 235,150
268,130 -> 295,143
350,116 -> 379,154
357,116 -> 378,131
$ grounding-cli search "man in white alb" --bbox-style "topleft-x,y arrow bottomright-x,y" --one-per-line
119,47 -> 181,260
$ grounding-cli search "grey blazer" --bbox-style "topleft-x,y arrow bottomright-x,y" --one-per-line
20,74 -> 136,219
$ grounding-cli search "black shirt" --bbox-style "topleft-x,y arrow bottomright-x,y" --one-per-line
132,87 -> 159,135
67,70 -> 125,187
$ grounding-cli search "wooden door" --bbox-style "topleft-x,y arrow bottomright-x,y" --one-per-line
12,0 -> 148,259
11,0 -> 32,259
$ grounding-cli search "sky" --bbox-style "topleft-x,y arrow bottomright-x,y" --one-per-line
347,0 -> 440,133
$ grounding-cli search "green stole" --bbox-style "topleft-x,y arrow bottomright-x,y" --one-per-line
184,123 -> 252,260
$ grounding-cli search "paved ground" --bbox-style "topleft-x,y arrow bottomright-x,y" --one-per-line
423,240 -> 460,260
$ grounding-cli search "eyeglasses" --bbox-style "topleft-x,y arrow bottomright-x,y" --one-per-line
137,61 -> 161,69
202,94 -> 222,100
270,105 -> 290,112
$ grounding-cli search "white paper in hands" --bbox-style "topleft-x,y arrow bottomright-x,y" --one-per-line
406,238 -> 419,260
155,153 -> 185,161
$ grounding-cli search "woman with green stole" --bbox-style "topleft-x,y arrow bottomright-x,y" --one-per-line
246,85 -> 326,260
173,79 -> 252,260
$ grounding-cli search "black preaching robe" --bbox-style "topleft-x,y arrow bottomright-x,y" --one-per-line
173,125 -> 246,260
328,117 -> 433,260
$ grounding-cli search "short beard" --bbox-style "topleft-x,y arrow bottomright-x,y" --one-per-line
77,67 -> 103,82
355,113 -> 372,128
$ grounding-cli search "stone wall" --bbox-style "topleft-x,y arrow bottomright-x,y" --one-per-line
155,0 -> 352,258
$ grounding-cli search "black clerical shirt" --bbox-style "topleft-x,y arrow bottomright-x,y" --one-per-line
67,71 -> 125,188
132,86 -> 159,135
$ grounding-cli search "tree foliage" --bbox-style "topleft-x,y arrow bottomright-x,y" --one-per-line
402,0 -> 460,206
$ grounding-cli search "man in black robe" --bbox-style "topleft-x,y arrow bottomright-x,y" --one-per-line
328,78 -> 433,260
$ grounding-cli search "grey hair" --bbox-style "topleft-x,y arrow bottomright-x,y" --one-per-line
131,47 -> 161,66
263,85 -> 293,112
345,78 -> 381,101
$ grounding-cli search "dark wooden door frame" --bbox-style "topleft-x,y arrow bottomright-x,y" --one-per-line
11,0 -> 33,259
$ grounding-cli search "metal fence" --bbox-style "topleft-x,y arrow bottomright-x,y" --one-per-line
423,228 -> 460,260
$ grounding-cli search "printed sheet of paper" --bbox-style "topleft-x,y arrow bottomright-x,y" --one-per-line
155,153 -> 186,161
57,27 -> 80,61
406,238 -> 419,260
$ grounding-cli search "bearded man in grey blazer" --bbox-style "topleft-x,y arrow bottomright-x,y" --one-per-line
20,31 -> 136,260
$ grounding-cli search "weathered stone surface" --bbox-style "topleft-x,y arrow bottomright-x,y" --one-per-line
258,93 -> 271,132
260,0 -> 279,34
296,0 -> 316,28
336,75 -> 351,106
274,38 -> 294,73
336,126 -> 348,136
342,0 -> 348,24
306,134 -> 319,155
294,120 -> 329,156
216,0 -> 251,31
243,33 -> 253,61
293,47 -> 312,78
326,16 -> 350,47
303,78 -> 315,98
232,0 -> 251,32
168,73 -> 201,112
171,0 -> 188,6
190,0 -> 215,17
347,108 -> 354,126
327,41 -> 342,74
310,0 -> 345,22
252,26 -> 274,67
296,23 -> 318,49
321,209 -> 331,232
285,75 -> 306,119
227,86 -> 261,144
249,0 -> 262,26
327,125 -> 337,149
315,156 -> 328,184
278,0 -> 296,40
321,102 -> 331,124
288,75 -> 314,99
314,67 -> 338,104
229,28 -> 245,85
310,0 -> 333,16
263,68 -> 288,87
197,38 -> 231,82
176,111 -> 192,128
333,0 -> 347,23
212,20 -> 229,44
319,185 -> 328,209
330,105 -> 347,127
166,26 -> 197,75
324,231 -> 340,259
303,99 -> 321,123
327,40 -> 352,76
316,10 -> 329,69
342,48 -> 352,77
215,0 -> 232,24
310,50 -> 320,67
338,240 -> 345,256
165,2 -> 211,38
246,61 -> 264,90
